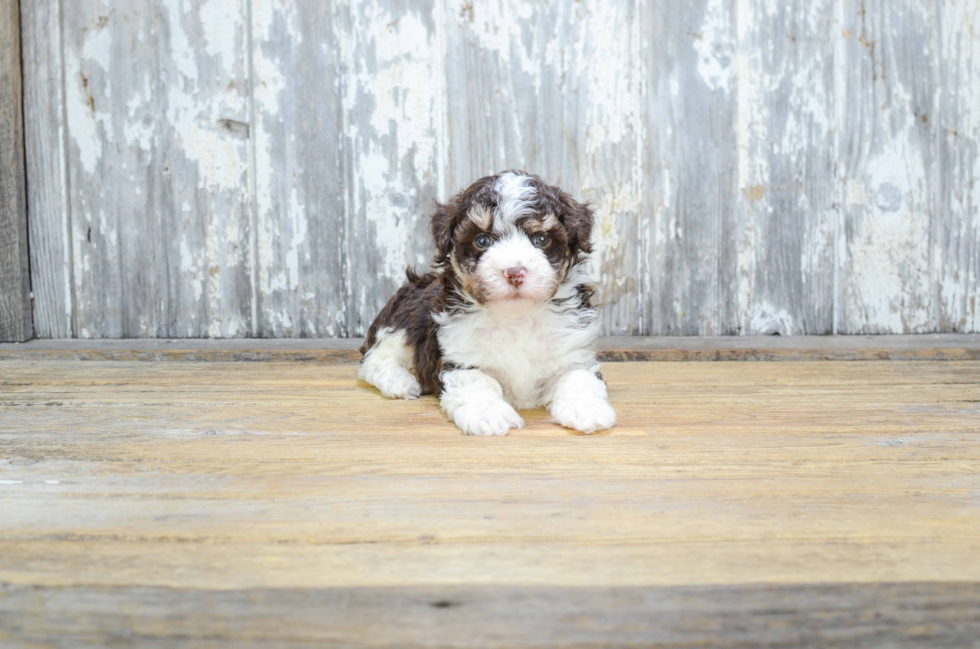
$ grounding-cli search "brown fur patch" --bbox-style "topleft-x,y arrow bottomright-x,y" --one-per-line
468,205 -> 493,230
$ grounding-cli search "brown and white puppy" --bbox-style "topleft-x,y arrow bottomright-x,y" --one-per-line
358,171 -> 616,436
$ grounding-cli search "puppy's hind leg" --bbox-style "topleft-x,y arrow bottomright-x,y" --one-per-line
358,329 -> 422,399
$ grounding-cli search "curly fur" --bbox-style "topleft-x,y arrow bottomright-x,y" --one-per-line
359,171 -> 616,436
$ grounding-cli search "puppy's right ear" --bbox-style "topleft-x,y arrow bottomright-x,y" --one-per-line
431,201 -> 456,265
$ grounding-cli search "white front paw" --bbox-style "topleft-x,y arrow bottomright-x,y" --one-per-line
378,373 -> 422,400
550,399 -> 617,434
453,400 -> 524,436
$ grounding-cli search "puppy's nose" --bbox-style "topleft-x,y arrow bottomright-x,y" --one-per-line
503,266 -> 528,287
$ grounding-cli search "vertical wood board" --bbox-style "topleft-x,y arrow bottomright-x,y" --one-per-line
21,0 -> 73,338
735,0 -> 837,335
0,0 -> 33,342
936,0 -> 980,333
250,0 -> 346,337
62,0 -> 253,338
836,0 -> 938,334
341,0 -> 445,337
640,0 -> 739,335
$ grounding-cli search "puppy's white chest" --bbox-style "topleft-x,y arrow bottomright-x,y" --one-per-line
437,308 -> 590,409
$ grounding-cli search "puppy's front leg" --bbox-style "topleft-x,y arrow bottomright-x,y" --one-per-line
548,368 -> 617,434
440,369 -> 524,436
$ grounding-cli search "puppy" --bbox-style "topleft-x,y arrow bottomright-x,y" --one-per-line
358,170 -> 616,436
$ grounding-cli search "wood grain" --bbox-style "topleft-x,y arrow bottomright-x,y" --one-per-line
2,334 -> 980,363
0,0 -> 33,343
936,0 -> 980,333
21,0 -> 73,339
1,359 -> 979,643
250,0 -> 347,337
61,1 -> 253,338
342,0 -> 444,336
736,0 -> 837,335
641,0 -> 739,335
837,0 -> 937,334
19,0 -> 980,337
2,583 -> 979,647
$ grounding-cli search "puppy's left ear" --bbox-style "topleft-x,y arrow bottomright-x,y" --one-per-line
431,201 -> 457,266
560,194 -> 594,258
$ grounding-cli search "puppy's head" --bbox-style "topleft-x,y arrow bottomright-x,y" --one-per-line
432,171 -> 593,311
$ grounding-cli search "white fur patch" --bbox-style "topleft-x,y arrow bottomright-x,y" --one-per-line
475,233 -> 556,303
440,369 -> 525,436
436,267 -> 600,410
358,328 -> 421,399
493,172 -> 536,235
548,368 -> 617,434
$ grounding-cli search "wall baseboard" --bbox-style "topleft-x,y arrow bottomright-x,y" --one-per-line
2,334 -> 979,363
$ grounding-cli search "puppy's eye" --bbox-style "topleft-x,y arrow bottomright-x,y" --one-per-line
532,233 -> 549,248
475,234 -> 492,249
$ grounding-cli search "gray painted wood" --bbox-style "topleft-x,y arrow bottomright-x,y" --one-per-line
936,0 -> 980,333
61,1 -> 253,338
341,0 -> 444,336
19,0 -> 980,337
641,0 -> 739,335
837,0 -> 938,334
3,582 -> 979,647
250,0 -> 347,337
735,0 -> 837,335
0,0 -> 33,343
21,0 -> 73,339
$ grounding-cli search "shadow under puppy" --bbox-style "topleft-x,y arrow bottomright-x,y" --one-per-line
359,170 -> 616,436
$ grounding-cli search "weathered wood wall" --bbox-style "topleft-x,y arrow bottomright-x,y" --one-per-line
20,0 -> 980,338
0,0 -> 32,342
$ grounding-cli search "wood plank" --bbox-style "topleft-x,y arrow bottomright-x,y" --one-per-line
594,333 -> 980,361
2,583 -> 979,648
250,0 -> 347,337
342,0 -> 444,336
936,0 -> 980,333
442,0 -> 642,334
62,1 -> 253,338
0,337 -> 363,362
21,0 -> 73,338
1,361 -> 979,584
1,360 -> 979,643
2,334 -> 980,362
0,0 -> 33,343
735,0 -> 837,334
640,0 -> 739,335
837,0 -> 938,333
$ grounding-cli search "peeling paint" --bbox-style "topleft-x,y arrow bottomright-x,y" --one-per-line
582,4 -> 635,152
164,3 -> 249,191
842,52 -> 934,334
34,0 -> 980,338
66,22 -> 112,175
694,0 -> 734,92
347,2 -> 441,296
735,0 -> 836,335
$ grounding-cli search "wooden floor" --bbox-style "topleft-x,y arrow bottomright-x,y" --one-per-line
2,357 -> 980,646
